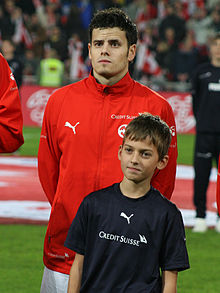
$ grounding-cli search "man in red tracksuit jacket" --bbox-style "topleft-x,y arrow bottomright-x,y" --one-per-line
0,53 -> 24,153
38,8 -> 178,293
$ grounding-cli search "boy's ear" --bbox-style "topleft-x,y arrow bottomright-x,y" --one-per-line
118,145 -> 122,160
157,155 -> 169,170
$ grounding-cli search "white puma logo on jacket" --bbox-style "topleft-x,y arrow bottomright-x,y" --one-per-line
65,121 -> 80,134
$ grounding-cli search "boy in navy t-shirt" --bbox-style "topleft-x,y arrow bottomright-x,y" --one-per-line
65,114 -> 189,293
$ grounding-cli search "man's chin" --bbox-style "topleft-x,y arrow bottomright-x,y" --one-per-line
97,69 -> 114,79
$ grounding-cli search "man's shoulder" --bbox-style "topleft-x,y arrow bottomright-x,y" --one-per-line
191,62 -> 217,82
55,78 -> 87,94
194,62 -> 212,74
47,78 -> 88,104
0,53 -> 5,63
133,80 -> 167,101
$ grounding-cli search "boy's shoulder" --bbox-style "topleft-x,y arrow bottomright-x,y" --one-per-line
82,184 -> 180,219
150,187 -> 180,216
84,184 -> 116,203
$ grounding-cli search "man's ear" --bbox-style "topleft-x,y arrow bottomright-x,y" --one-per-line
118,145 -> 122,161
157,155 -> 169,170
128,44 -> 136,62
88,43 -> 91,60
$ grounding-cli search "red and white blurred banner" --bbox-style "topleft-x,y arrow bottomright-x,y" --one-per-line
161,92 -> 195,134
20,85 -> 57,127
20,85 -> 195,134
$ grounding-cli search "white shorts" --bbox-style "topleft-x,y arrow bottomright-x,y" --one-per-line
40,266 -> 69,293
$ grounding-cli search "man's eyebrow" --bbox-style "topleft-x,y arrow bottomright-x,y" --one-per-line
109,39 -> 121,43
93,39 -> 103,43
93,39 -> 121,42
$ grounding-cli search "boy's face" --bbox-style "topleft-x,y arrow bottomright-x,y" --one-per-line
118,137 -> 168,185
88,27 -> 136,84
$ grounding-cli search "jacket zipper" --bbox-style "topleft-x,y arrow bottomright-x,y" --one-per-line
95,89 -> 109,190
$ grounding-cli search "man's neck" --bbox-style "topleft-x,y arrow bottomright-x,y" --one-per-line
93,70 -> 128,86
94,75 -> 116,86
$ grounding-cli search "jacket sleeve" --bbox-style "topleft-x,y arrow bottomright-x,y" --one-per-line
38,93 -> 62,206
151,103 -> 178,200
0,53 -> 24,153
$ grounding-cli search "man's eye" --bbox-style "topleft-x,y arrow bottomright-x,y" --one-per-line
142,152 -> 150,158
94,42 -> 102,47
111,41 -> 119,47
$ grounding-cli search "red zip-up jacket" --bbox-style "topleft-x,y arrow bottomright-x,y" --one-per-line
38,72 -> 178,274
0,53 -> 24,152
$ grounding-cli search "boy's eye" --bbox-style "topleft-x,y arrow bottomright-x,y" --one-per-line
142,152 -> 151,158
125,147 -> 132,153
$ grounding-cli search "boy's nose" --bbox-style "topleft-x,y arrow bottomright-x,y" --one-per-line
130,152 -> 139,164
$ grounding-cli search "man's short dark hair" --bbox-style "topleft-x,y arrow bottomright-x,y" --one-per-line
89,7 -> 138,47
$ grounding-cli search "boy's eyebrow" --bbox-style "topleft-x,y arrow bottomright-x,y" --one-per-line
124,143 -> 153,152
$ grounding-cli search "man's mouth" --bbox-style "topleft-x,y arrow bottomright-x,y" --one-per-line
98,59 -> 111,63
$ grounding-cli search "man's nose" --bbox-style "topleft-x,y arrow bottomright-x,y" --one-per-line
101,43 -> 109,55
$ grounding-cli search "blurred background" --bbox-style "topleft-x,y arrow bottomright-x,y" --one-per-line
1,1 -> 220,292
0,0 -> 219,91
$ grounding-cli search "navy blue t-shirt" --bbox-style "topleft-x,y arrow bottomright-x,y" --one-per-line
65,183 -> 189,292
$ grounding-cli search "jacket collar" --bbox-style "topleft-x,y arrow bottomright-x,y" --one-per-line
85,70 -> 135,97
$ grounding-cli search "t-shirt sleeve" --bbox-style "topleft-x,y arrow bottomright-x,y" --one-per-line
64,198 -> 88,255
159,209 -> 190,272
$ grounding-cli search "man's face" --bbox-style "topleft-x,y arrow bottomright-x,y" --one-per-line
118,137 -> 167,185
88,27 -> 136,85
210,38 -> 220,62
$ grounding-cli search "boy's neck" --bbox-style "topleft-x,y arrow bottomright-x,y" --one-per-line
119,179 -> 151,199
